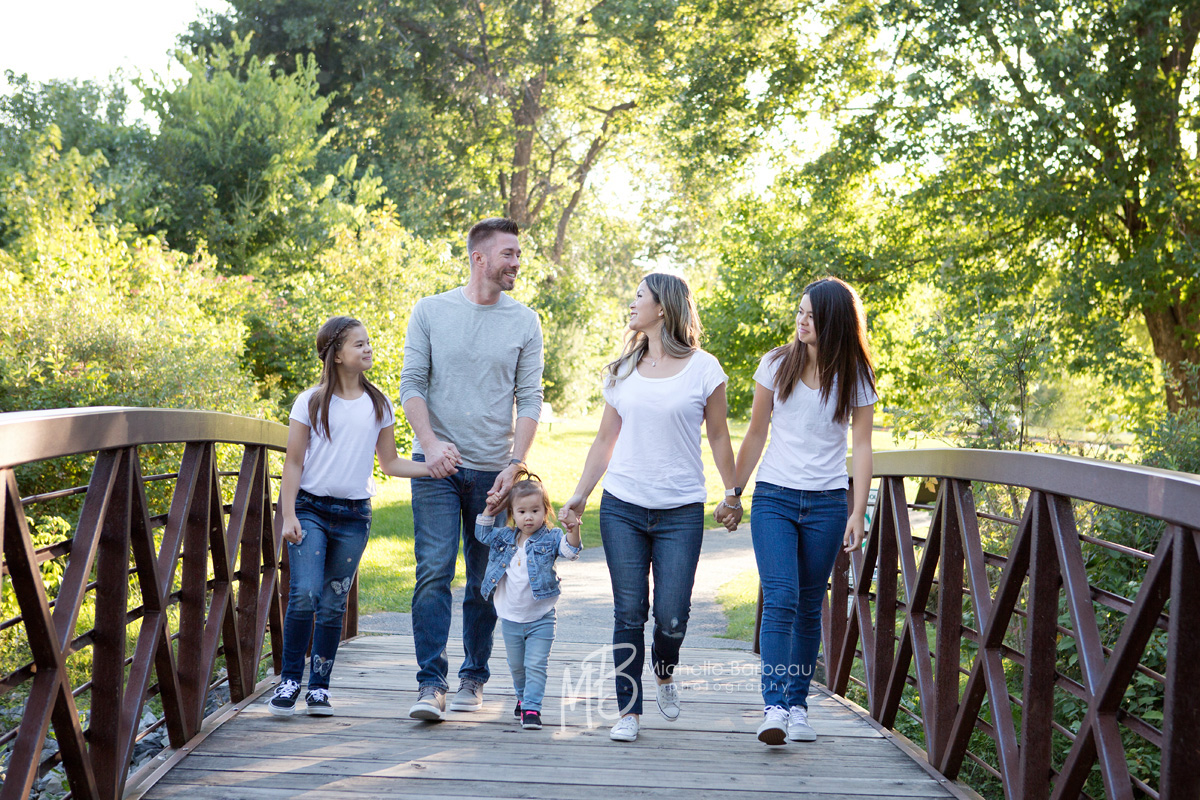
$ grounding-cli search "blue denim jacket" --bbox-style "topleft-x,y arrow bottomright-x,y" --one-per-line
475,514 -> 581,601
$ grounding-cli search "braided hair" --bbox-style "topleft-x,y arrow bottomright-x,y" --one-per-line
306,316 -> 389,439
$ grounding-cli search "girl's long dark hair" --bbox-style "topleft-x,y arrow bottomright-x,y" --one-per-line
307,316 -> 389,439
769,278 -> 875,424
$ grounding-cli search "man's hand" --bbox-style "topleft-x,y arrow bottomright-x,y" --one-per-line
484,493 -> 507,517
424,439 -> 462,478
486,463 -> 524,506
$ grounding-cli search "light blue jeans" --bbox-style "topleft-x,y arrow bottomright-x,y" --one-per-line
750,482 -> 848,709
501,610 -> 557,713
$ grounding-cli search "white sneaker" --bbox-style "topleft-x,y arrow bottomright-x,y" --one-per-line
610,714 -> 639,742
788,706 -> 816,741
655,681 -> 680,721
757,705 -> 788,746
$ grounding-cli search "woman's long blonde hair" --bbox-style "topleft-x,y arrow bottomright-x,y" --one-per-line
604,273 -> 702,387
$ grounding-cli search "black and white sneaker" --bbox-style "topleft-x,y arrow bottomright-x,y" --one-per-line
305,688 -> 334,716
521,710 -> 542,730
513,701 -> 522,719
268,679 -> 301,716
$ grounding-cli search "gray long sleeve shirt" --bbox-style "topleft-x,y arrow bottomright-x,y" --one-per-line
399,288 -> 544,471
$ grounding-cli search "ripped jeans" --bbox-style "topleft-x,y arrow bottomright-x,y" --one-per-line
280,489 -> 371,690
599,491 -> 704,716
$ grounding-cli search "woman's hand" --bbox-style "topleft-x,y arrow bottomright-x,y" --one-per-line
282,515 -> 303,545
843,513 -> 866,553
714,501 -> 742,531
559,493 -> 587,532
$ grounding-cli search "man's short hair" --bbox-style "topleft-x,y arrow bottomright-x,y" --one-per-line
467,217 -> 520,257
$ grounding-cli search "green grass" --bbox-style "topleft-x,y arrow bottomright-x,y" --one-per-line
360,415 -> 939,614
715,569 -> 760,641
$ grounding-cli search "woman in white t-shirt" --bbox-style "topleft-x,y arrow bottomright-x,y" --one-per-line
560,273 -> 738,744
725,277 -> 877,746
269,316 -> 438,718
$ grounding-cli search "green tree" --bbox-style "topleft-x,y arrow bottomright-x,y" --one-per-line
807,0 -> 1199,411
140,35 -> 381,275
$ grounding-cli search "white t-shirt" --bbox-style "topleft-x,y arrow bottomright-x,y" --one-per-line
754,352 -> 877,491
493,537 -> 579,623
601,350 -> 728,509
290,388 -> 395,499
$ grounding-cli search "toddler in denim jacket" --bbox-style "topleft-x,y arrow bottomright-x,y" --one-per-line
476,473 -> 581,730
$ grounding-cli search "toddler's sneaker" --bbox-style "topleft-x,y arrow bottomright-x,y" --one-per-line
305,688 -> 333,716
655,681 -> 681,721
521,710 -> 543,730
609,714 -> 639,742
449,677 -> 484,711
788,706 -> 816,741
513,701 -> 523,719
757,705 -> 788,746
268,679 -> 301,716
409,685 -> 446,721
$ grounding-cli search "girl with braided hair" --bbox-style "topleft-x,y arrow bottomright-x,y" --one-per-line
270,316 -> 442,716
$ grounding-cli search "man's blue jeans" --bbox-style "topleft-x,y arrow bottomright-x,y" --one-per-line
410,456 -> 499,690
282,490 -> 371,690
501,610 -> 556,713
750,482 -> 848,709
599,490 -> 704,716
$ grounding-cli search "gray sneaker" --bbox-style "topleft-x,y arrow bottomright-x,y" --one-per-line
409,685 -> 446,721
449,678 -> 484,711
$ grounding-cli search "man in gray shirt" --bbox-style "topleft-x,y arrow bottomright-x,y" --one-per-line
400,217 -> 544,721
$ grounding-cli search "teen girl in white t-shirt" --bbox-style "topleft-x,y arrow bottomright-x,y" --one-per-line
269,316 -> 438,717
561,273 -> 739,744
725,278 -> 877,746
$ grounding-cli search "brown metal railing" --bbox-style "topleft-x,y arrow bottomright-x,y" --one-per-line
0,407 -> 357,800
800,449 -> 1200,800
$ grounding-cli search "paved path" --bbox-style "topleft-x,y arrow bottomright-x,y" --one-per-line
360,526 -> 758,651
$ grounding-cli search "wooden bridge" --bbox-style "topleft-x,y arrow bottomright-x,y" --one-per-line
2,408 -> 1199,800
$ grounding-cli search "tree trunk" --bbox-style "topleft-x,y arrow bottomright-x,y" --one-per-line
506,69 -> 546,228
1143,300 -> 1200,413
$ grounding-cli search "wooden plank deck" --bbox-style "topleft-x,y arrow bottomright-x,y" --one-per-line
134,635 -> 958,800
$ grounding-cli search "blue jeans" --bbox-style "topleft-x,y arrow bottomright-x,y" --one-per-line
751,482 -> 848,709
599,490 -> 704,716
282,490 -> 372,690
410,455 -> 499,690
501,610 -> 556,712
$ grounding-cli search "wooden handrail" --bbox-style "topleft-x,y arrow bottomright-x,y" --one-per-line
776,448 -> 1200,800
0,407 -> 357,800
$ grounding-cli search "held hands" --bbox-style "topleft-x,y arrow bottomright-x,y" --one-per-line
714,500 -> 742,532
425,439 -> 462,478
843,513 -> 866,553
484,493 -> 507,518
486,463 -> 525,508
558,494 -> 586,535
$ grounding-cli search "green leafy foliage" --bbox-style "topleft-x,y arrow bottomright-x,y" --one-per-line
139,35 -> 381,275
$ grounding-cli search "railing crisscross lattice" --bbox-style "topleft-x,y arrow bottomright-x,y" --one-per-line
0,408 -> 290,800
816,450 -> 1200,800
